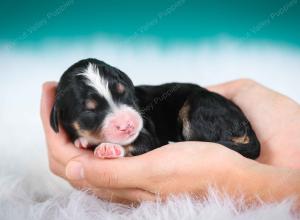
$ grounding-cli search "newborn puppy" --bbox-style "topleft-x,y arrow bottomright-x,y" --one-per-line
50,58 -> 260,159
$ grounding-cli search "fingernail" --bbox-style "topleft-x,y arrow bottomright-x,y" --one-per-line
66,161 -> 84,180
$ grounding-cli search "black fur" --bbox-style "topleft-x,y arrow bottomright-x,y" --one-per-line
50,58 -> 260,159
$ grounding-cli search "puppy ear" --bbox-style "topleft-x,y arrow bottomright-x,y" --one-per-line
50,103 -> 59,132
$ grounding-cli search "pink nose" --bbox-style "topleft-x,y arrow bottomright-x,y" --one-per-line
116,122 -> 135,134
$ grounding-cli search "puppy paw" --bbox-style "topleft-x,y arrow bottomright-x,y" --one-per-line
74,137 -> 89,149
94,143 -> 125,159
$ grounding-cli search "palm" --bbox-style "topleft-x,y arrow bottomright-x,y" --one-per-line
209,80 -> 300,167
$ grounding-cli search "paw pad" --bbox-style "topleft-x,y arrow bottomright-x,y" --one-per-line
94,143 -> 125,159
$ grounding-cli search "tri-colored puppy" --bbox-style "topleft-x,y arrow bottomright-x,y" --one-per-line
50,58 -> 260,159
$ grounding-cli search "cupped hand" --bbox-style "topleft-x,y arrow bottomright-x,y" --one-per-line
208,79 -> 300,168
41,82 -> 159,203
40,82 -> 245,203
41,79 -> 300,204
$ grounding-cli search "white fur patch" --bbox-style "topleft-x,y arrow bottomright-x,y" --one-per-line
101,104 -> 144,145
79,63 -> 115,107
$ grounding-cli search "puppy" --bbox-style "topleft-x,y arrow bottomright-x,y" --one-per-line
50,58 -> 260,159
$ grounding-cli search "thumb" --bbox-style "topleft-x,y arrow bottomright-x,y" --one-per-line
65,154 -> 148,189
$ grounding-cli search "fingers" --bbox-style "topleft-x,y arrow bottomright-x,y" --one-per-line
40,81 -> 154,203
62,169 -> 154,204
40,81 -> 69,145
93,188 -> 156,204
62,157 -> 156,203
66,154 -> 148,189
48,156 -> 66,178
207,78 -> 257,100
80,186 -> 156,204
67,163 -> 156,203
41,82 -> 93,166
48,140 -> 93,167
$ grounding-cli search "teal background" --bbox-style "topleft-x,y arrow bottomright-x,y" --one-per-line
1,0 -> 299,47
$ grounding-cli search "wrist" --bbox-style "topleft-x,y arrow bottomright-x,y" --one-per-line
226,158 -> 300,204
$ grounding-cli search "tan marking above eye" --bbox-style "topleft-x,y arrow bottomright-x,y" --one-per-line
85,99 -> 97,110
116,83 -> 125,94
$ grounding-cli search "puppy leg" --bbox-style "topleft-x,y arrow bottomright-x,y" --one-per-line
94,143 -> 125,159
178,90 -> 260,159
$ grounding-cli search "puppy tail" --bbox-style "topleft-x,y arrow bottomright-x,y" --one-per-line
217,139 -> 260,159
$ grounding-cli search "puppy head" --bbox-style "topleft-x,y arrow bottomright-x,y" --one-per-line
50,58 -> 143,146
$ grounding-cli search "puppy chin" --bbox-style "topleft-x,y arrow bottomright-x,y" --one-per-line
114,130 -> 141,145
84,131 -> 141,147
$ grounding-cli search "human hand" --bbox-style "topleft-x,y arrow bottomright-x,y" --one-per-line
40,82 -> 245,203
208,79 -> 300,168
40,82 -> 159,203
41,79 -> 300,204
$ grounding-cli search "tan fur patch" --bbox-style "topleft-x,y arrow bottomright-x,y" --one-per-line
85,99 -> 97,110
124,144 -> 134,157
116,83 -> 125,94
73,121 -> 91,136
232,135 -> 250,144
72,121 -> 103,141
179,102 -> 192,140
73,121 -> 80,131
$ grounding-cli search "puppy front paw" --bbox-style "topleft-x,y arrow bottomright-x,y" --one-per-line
74,137 -> 89,149
94,143 -> 125,159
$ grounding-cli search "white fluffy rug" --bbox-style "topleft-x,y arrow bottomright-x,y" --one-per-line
1,179 -> 297,220
1,38 -> 300,219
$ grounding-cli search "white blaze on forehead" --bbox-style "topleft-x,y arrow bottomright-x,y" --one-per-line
79,63 -> 115,107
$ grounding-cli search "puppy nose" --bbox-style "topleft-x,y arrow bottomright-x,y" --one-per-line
116,122 -> 134,133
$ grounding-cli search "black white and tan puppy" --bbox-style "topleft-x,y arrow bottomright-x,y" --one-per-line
50,58 -> 260,159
